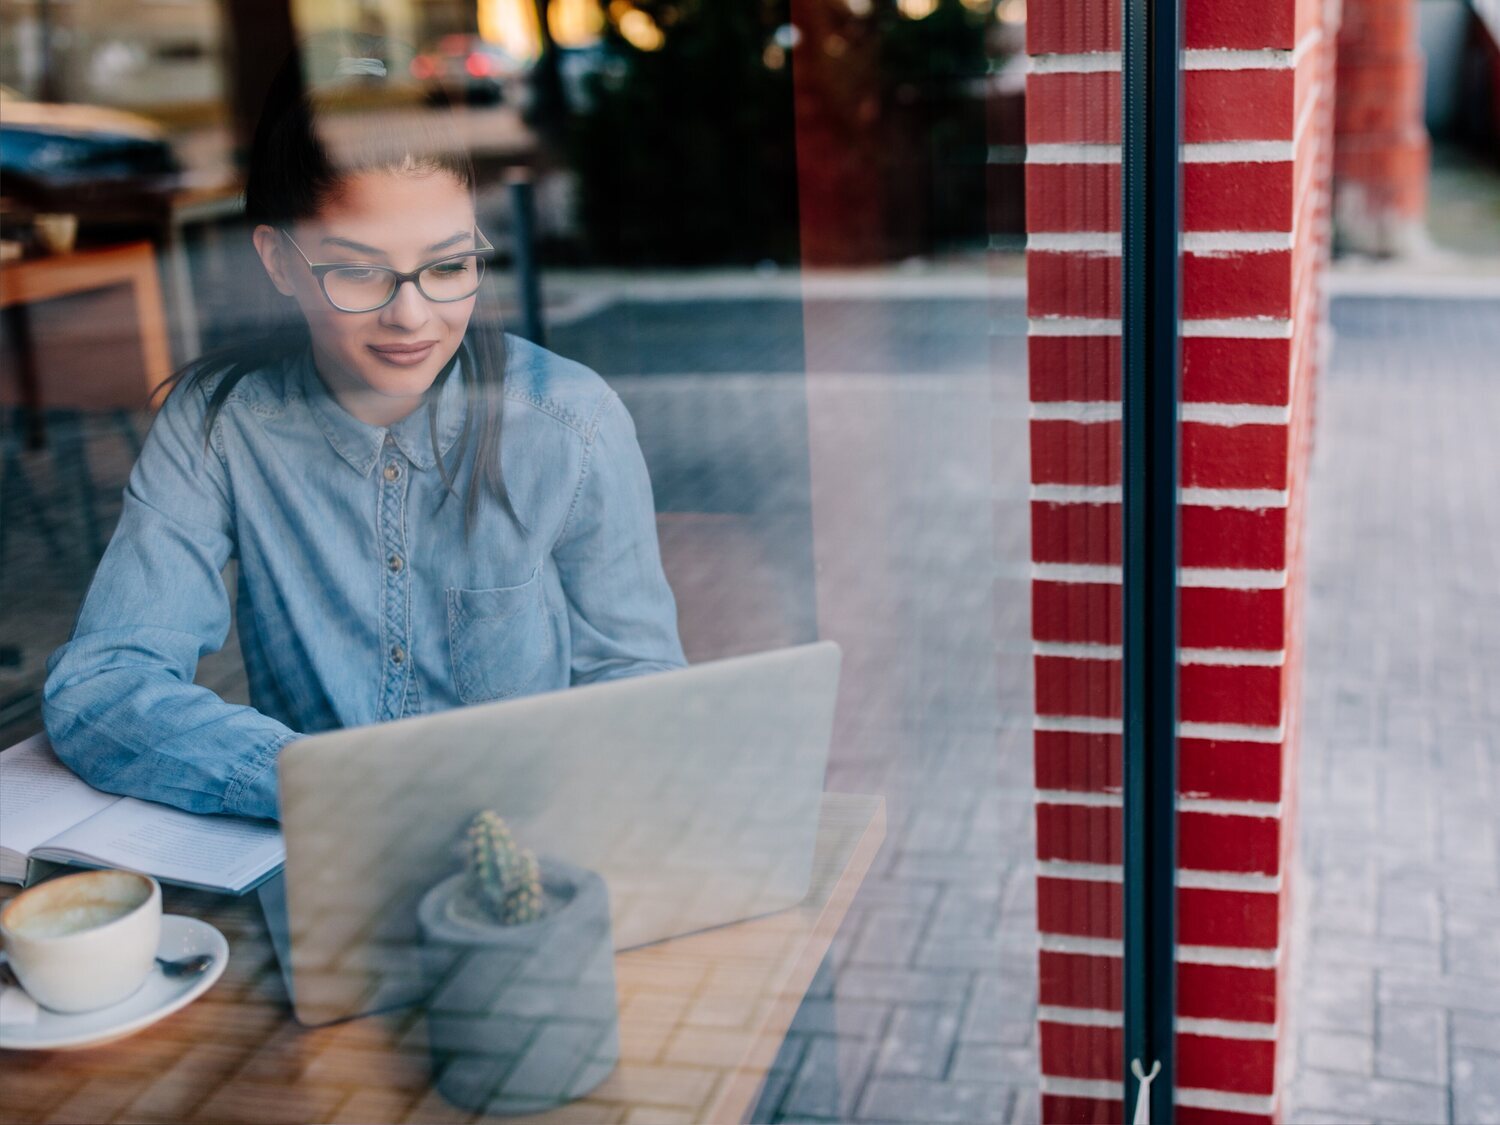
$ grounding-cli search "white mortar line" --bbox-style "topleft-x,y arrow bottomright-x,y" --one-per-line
1033,641 -> 1126,660
1183,486 -> 1290,508
1038,1005 -> 1123,1026
1038,860 -> 1286,891
1036,716 -> 1287,744
1019,143 -> 1123,165
1027,231 -> 1296,254
1184,230 -> 1296,253
1027,315 -> 1123,336
1029,316 -> 1296,339
1180,1016 -> 1281,1040
1180,568 -> 1289,590
1179,943 -> 1281,968
1027,31 -> 1321,75
1028,485 -> 1290,509
1023,140 -> 1299,164
1030,563 -> 1124,585
1179,647 -> 1286,666
1179,719 -> 1287,742
1038,933 -> 1126,957
1038,933 -> 1282,969
1028,52 -> 1124,73
1037,860 -> 1125,882
1027,231 -> 1122,253
1030,484 -> 1122,504
1176,868 -> 1282,892
1030,564 -> 1289,590
1028,400 -> 1123,420
1183,403 -> 1294,424
1184,139 -> 1296,163
1036,789 -> 1123,807
1032,642 -> 1286,667
1181,317 -> 1296,338
1025,401 -> 1293,424
1034,715 -> 1124,735
1182,797 -> 1284,817
1035,789 -> 1282,818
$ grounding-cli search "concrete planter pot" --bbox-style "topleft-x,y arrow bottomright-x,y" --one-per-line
416,858 -> 619,1116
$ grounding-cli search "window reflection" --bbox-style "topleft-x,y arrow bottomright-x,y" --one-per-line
0,3 -> 1046,1122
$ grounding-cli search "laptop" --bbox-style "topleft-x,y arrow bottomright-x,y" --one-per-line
259,641 -> 841,1026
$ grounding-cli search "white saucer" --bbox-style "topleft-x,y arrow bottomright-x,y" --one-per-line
0,914 -> 228,1051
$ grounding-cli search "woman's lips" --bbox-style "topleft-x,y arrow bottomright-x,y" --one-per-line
368,341 -> 437,367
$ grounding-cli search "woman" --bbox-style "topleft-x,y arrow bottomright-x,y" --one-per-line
41,42 -> 685,822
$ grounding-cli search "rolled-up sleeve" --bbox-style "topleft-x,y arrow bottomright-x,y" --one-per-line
43,377 -> 299,821
552,390 -> 686,685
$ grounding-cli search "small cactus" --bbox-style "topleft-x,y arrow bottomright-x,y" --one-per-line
464,811 -> 544,925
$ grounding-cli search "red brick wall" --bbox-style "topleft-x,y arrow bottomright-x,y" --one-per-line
1007,0 -> 1336,1119
1333,0 -> 1430,254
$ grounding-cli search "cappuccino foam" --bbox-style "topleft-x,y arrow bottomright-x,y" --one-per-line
10,900 -> 135,939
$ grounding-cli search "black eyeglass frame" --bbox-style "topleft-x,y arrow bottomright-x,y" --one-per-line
280,228 -> 496,313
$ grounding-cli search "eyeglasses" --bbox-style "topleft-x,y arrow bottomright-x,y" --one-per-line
280,229 -> 494,313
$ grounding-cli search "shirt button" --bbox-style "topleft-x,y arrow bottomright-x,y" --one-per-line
387,554 -> 404,574
383,461 -> 401,482
390,644 -> 406,665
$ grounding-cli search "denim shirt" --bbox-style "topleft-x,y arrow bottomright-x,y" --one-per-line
43,336 -> 685,821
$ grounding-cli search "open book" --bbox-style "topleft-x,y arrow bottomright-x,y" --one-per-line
0,733 -> 284,895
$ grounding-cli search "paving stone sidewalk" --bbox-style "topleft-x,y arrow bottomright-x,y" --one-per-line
3,291 -> 1497,1123
1285,295 -> 1500,1125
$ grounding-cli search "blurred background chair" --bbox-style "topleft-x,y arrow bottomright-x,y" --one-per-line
0,241 -> 167,578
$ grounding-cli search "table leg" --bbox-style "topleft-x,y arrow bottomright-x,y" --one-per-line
0,408 -> 66,577
2,303 -> 46,450
129,245 -> 174,407
165,222 -> 202,368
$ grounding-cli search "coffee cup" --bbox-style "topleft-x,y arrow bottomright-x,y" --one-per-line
0,870 -> 161,1013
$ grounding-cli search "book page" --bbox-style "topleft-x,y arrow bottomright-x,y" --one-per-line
0,734 -> 120,880
36,797 -> 285,893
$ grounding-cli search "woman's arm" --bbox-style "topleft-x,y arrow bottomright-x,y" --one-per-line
42,376 -> 300,821
553,390 -> 687,684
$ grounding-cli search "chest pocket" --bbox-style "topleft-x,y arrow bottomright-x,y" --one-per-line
446,568 -> 556,704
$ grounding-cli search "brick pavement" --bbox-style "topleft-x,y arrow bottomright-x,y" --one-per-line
1285,295 -> 1500,1125
3,291 -> 1497,1122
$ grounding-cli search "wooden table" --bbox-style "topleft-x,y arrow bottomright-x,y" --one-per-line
0,241 -> 174,419
0,795 -> 884,1125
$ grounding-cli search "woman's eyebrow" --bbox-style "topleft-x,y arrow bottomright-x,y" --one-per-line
320,236 -> 387,258
425,230 -> 473,253
318,231 -> 472,257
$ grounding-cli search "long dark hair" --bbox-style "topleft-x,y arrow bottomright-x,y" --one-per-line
169,34 -> 512,529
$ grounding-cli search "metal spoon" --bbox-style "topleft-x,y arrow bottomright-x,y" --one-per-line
0,960 -> 211,984
0,956 -> 211,989
156,954 -> 215,979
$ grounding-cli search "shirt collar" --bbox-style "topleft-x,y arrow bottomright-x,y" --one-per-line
297,348 -> 469,477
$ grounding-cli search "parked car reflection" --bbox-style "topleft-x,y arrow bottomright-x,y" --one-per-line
409,35 -> 522,106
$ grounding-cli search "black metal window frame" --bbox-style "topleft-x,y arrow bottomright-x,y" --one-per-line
1122,0 -> 1183,1116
